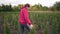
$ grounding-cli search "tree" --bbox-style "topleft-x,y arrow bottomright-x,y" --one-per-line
53,1 -> 60,11
18,4 -> 23,9
29,4 -> 43,11
13,6 -> 19,11
0,6 -> 2,11
42,6 -> 48,11
49,6 -> 56,11
1,4 -> 13,11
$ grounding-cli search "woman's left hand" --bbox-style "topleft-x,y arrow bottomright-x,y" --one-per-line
30,24 -> 33,29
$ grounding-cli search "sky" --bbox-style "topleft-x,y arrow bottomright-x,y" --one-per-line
0,0 -> 60,7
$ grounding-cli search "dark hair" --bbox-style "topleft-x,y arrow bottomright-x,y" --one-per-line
25,4 -> 30,8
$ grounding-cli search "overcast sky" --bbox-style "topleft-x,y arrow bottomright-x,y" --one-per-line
0,0 -> 60,7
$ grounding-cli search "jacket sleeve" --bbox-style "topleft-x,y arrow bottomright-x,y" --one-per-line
22,9 -> 32,25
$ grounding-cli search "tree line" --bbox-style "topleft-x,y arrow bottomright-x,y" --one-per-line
0,1 -> 60,12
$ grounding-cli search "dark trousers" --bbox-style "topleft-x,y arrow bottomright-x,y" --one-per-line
20,24 -> 30,34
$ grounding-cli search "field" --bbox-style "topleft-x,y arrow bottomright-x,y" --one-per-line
0,11 -> 60,34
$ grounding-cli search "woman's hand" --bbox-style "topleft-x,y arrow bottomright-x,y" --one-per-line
30,24 -> 33,29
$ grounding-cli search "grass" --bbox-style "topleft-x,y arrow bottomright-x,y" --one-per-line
0,11 -> 60,34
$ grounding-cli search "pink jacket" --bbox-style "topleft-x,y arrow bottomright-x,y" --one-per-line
18,6 -> 32,25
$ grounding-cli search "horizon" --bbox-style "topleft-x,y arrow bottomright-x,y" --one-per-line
0,0 -> 60,7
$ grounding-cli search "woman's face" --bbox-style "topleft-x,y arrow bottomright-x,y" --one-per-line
26,6 -> 31,9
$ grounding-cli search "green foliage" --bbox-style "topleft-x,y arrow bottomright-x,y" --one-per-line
2,11 -> 60,34
43,22 -> 49,34
4,14 -> 11,34
49,7 -> 56,11
1,4 -> 13,11
0,1 -> 60,12
54,2 -> 60,11
0,4 -> 49,12
12,6 -> 20,11
5,23 -> 11,34
29,29 -> 37,34
50,1 -> 60,11
43,6 -> 48,11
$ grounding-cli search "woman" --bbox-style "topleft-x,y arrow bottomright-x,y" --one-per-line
18,4 -> 33,34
